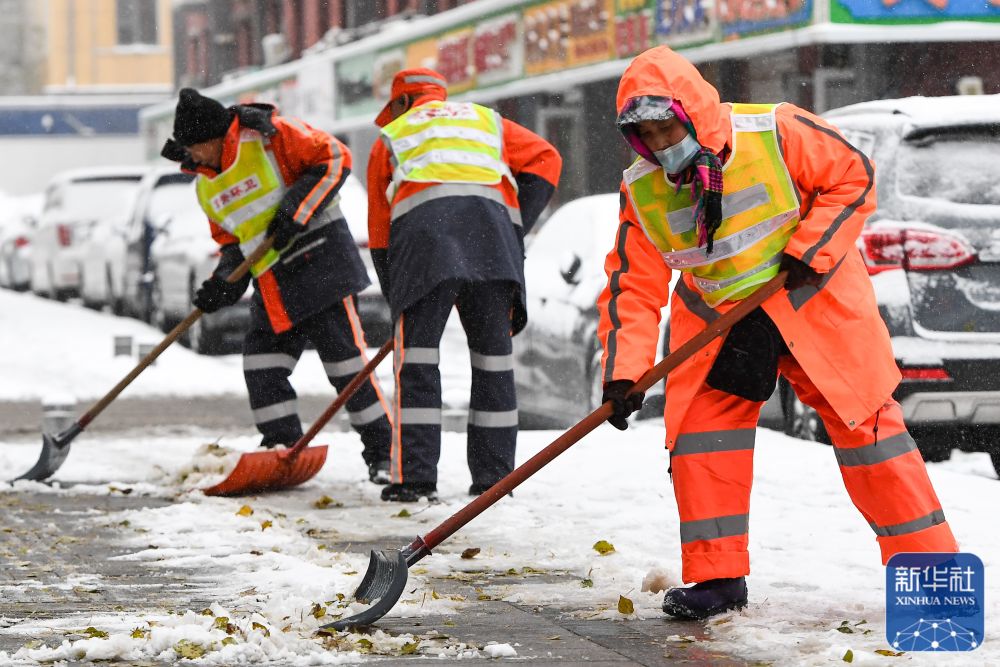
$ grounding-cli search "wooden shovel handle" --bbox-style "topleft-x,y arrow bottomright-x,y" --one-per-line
77,238 -> 276,429
420,271 -> 789,552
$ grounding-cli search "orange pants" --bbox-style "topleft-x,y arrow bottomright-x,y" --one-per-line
670,354 -> 959,584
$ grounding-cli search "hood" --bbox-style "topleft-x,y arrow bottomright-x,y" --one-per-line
616,46 -> 729,155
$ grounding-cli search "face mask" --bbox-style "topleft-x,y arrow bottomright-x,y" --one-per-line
653,133 -> 701,174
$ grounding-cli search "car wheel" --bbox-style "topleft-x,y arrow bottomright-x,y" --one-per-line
990,445 -> 1000,480
781,379 -> 830,444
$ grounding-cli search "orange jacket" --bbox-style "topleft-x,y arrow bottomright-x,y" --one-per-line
598,46 -> 899,447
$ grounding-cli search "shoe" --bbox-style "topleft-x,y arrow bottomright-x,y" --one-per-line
380,482 -> 438,502
368,460 -> 391,485
662,577 -> 748,620
468,482 -> 512,497
259,434 -> 300,449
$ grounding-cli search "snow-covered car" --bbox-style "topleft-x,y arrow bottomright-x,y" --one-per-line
779,94 -> 1000,475
30,167 -> 146,301
148,181 -> 250,355
0,194 -> 42,291
340,174 -> 391,346
119,169 -> 197,321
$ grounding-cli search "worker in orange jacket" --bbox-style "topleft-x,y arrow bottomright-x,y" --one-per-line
368,69 -> 562,502
161,88 -> 392,484
597,47 -> 959,619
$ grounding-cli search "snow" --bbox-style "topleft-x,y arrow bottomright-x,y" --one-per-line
2,292 -> 998,665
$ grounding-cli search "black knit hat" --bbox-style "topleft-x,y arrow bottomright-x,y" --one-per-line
172,88 -> 233,146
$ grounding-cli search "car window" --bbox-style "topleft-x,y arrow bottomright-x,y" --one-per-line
524,194 -> 619,290
840,128 -> 876,159
148,181 -> 202,224
897,134 -> 1000,205
47,176 -> 143,222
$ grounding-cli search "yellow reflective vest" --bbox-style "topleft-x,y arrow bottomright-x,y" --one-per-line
623,103 -> 800,306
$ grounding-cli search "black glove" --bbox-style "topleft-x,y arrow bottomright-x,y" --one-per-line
266,211 -> 303,250
779,254 -> 823,291
193,276 -> 245,313
602,380 -> 645,431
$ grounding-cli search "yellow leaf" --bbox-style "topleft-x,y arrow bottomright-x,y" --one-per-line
174,640 -> 206,659
547,635 -> 561,640
593,540 -> 616,555
477,593 -> 492,601
251,622 -> 270,637
357,638 -> 373,651
313,495 -> 343,509
130,627 -> 148,639
875,649 -> 904,657
260,520 -> 273,531
431,590 -> 441,599
82,627 -> 108,639
842,649 -> 854,663
581,578 -> 594,588
310,603 -> 327,619
222,636 -> 237,646
395,509 -> 411,518
236,505 -> 254,517
618,595 -> 634,615
401,641 -> 420,655
461,547 -> 481,559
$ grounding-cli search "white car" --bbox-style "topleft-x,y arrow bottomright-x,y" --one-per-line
0,193 -> 43,291
30,167 -> 147,300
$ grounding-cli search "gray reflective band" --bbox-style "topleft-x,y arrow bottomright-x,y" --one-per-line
672,429 -> 756,457
870,509 -> 947,537
661,210 -> 797,270
252,399 -> 297,424
468,409 -> 519,428
401,347 -> 440,365
835,432 -> 917,468
243,353 -> 297,372
395,149 -> 509,181
324,355 -> 364,378
470,352 -> 514,372
692,254 -> 782,294
348,401 -> 388,426
675,279 -> 719,323
390,183 -> 522,226
667,183 -> 771,236
391,125 -> 501,153
220,188 -> 285,230
400,407 -> 442,425
403,74 -> 447,87
280,237 -> 326,265
680,513 -> 749,544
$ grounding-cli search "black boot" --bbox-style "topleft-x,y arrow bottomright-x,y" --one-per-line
468,482 -> 512,497
380,482 -> 438,502
367,460 -> 391,485
662,577 -> 748,620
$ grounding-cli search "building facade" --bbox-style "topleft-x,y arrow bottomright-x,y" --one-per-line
0,0 -> 46,95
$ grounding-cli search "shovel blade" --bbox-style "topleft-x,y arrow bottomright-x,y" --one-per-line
202,445 -> 328,497
322,549 -> 409,631
12,432 -> 73,482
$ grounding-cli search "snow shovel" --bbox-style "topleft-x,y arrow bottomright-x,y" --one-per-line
9,238 -> 277,484
202,338 -> 394,497
323,271 -> 789,631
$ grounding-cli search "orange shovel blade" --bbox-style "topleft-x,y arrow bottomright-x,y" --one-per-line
202,445 -> 329,497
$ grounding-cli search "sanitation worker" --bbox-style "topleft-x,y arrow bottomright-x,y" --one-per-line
160,88 -> 392,484
598,46 -> 959,619
368,68 -> 562,502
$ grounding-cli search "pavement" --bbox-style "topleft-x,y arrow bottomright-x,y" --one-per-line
0,490 -> 755,666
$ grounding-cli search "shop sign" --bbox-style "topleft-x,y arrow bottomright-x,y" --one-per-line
719,0 -> 814,38
654,0 -> 716,46
406,37 -> 439,70
473,12 -> 523,87
525,0 -> 615,76
437,27 -> 476,93
831,0 -> 1000,23
615,0 -> 655,57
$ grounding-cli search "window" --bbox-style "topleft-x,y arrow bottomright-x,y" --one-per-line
117,0 -> 158,46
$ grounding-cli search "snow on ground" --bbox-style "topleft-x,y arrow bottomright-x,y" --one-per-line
1,422 -> 997,665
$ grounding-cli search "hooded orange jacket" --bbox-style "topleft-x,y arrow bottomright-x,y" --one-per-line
598,46 -> 900,448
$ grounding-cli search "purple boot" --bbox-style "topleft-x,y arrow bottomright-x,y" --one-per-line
662,577 -> 748,620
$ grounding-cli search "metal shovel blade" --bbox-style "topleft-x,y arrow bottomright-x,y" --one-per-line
322,549 -> 409,631
12,430 -> 75,483
202,445 -> 328,497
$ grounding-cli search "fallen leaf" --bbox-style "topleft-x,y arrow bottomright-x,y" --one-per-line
593,540 -> 616,555
357,638 -> 373,651
238,587 -> 257,597
618,595 -> 634,615
310,603 -> 327,619
581,578 -> 594,588
875,649 -> 904,657
395,509 -> 411,518
313,495 -> 343,509
461,548 -> 481,559
130,628 -> 148,639
547,635 -> 561,640
842,649 -> 854,663
175,640 -> 206,659
401,641 -> 420,655
236,505 -> 254,517
250,550 -> 263,556
222,637 -> 237,646
260,520 -> 273,531
82,627 -> 108,639
251,622 -> 270,637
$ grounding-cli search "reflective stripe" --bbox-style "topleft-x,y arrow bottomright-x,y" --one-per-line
280,237 -> 326,265
732,113 -> 776,132
391,125 -> 502,153
394,149 -> 512,183
468,409 -> 519,428
672,429 -> 755,457
870,509 -> 947,537
603,221 -> 632,384
400,407 -> 442,424
470,351 -> 514,372
252,399 -> 297,424
243,353 -> 297,372
835,432 -> 918,467
402,347 -> 440,365
667,183 -> 771,236
680,514 -> 749,544
221,188 -> 285,227
692,254 -> 782,294
675,279 -> 719,323
324,355 -> 364,378
661,209 -> 797,270
348,401 -> 388,426
390,182 -> 522,226
404,73 -> 447,87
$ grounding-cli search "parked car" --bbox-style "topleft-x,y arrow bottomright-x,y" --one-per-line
148,180 -> 250,355
30,167 -> 147,300
118,169 -> 197,320
340,174 -> 392,346
779,94 -> 1000,476
0,194 -> 42,291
